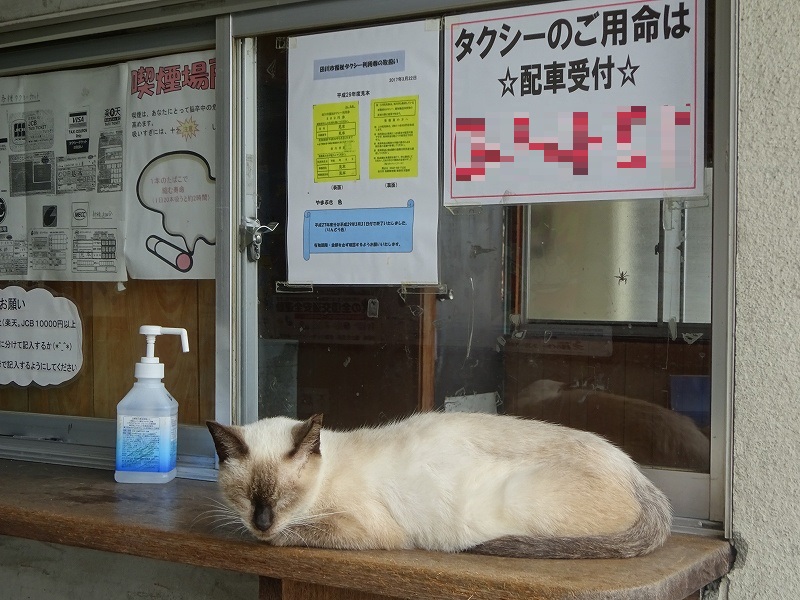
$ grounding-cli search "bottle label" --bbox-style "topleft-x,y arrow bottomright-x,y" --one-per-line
116,415 -> 177,473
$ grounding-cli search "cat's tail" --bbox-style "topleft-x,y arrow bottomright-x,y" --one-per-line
467,477 -> 672,559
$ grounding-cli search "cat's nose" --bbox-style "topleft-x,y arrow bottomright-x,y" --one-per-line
253,501 -> 273,531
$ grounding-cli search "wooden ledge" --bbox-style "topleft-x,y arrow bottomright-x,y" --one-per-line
0,459 -> 733,600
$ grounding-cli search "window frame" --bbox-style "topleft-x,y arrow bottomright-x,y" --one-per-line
0,0 -> 733,529
228,0 -> 734,533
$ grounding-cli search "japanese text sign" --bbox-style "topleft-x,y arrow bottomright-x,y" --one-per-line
287,20 -> 440,285
127,51 -> 217,279
0,286 -> 83,386
445,0 -> 705,205
0,50 -> 216,282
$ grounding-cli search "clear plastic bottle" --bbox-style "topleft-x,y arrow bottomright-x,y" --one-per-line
115,326 -> 189,484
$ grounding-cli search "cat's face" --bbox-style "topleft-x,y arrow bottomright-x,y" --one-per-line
206,415 -> 323,543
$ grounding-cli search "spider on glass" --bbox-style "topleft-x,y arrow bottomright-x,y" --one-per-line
615,268 -> 629,285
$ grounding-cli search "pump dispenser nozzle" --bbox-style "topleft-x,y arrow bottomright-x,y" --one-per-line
135,325 -> 190,380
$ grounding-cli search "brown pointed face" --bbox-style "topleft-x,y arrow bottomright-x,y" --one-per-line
206,416 -> 323,543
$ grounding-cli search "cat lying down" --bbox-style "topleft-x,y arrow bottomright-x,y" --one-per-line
207,412 -> 671,559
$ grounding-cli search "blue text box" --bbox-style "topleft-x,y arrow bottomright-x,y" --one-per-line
303,200 -> 414,260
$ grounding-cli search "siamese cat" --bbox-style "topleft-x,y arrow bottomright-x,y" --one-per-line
207,412 -> 671,559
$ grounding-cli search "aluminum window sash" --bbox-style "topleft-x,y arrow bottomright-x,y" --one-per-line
0,412 -> 215,479
237,34 -> 261,426
231,0 -> 514,37
215,14 -> 238,428
709,0 -> 737,534
0,23 -> 214,75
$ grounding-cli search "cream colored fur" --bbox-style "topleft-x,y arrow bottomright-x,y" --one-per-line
207,412 -> 671,558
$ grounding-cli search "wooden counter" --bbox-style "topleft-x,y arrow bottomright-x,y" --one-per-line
0,459 -> 733,600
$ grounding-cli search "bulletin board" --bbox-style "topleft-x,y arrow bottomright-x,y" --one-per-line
0,50 -> 217,281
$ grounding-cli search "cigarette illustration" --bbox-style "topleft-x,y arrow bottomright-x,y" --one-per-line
136,150 -> 215,273
145,234 -> 193,272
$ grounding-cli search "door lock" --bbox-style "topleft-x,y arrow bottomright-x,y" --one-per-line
241,218 -> 278,262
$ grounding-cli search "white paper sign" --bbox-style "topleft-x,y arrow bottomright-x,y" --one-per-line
0,286 -> 83,386
287,20 -> 440,285
445,0 -> 705,205
125,50 -> 217,279
0,50 -> 216,282
0,65 -> 128,280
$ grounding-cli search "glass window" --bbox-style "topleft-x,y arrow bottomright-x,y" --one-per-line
0,280 -> 216,424
0,26 -> 220,476
253,32 -> 430,428
234,0 -> 731,528
509,197 -> 713,475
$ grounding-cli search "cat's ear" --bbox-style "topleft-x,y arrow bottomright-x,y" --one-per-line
290,414 -> 323,458
206,421 -> 249,464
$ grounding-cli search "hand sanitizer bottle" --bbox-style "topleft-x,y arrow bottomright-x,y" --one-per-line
115,325 -> 189,483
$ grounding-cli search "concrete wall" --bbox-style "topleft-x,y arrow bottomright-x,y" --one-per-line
727,0 -> 800,597
0,535 -> 258,600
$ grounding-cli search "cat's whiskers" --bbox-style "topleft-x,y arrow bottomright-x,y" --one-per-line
211,521 -> 241,531
276,508 -> 352,547
193,497 -> 250,536
192,509 -> 233,526
288,509 -> 349,524
193,507 -> 237,520
278,524 -> 310,547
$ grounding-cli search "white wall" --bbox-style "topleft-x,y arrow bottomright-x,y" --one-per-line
727,0 -> 800,597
